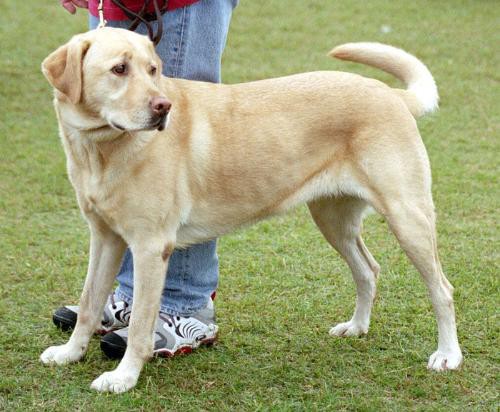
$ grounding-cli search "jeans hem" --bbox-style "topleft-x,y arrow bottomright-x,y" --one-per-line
114,289 -> 210,317
158,303 -> 210,317
114,289 -> 133,306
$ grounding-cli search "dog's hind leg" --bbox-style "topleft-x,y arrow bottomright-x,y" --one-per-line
370,191 -> 463,370
308,196 -> 380,337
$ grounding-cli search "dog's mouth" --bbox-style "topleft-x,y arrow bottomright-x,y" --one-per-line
110,121 -> 126,131
109,114 -> 167,132
149,114 -> 167,131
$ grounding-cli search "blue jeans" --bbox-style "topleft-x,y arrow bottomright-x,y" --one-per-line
89,0 -> 235,316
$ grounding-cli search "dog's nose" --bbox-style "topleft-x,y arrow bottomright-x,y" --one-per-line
150,96 -> 171,116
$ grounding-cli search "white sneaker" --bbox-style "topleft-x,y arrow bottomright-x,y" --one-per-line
100,298 -> 218,358
52,294 -> 131,334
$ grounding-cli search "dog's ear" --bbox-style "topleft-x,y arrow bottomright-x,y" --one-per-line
42,37 -> 90,105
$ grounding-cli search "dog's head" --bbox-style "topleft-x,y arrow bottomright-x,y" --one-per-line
42,27 -> 170,132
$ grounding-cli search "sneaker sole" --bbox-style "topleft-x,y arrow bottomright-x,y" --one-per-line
100,334 -> 218,360
155,335 -> 218,358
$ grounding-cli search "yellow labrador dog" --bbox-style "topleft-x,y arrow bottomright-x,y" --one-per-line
40,27 -> 462,393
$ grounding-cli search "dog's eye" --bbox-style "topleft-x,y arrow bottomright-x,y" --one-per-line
150,66 -> 157,75
111,63 -> 128,75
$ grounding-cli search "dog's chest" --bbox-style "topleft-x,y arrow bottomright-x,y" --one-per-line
65,140 -> 122,227
82,181 -> 120,228
69,157 -> 124,233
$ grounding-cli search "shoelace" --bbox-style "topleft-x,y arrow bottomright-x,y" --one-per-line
159,312 -> 184,328
158,313 -> 210,341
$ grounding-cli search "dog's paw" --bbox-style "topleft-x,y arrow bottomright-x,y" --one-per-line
427,350 -> 463,371
40,344 -> 84,365
91,370 -> 138,393
329,320 -> 368,337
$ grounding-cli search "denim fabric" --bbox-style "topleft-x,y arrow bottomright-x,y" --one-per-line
89,0 -> 235,316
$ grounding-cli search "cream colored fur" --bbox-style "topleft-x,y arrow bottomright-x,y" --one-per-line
39,28 -> 462,393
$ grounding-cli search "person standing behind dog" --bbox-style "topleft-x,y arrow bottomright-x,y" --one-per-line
53,0 -> 236,358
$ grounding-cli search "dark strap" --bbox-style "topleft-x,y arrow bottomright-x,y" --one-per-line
111,0 -> 168,46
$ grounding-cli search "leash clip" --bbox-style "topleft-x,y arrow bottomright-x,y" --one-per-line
97,0 -> 107,28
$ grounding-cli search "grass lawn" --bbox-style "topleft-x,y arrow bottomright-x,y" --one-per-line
0,0 -> 498,410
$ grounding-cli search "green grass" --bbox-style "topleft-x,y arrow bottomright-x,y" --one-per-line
0,0 -> 499,410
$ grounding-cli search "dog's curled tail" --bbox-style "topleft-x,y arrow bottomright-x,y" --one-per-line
329,42 -> 438,117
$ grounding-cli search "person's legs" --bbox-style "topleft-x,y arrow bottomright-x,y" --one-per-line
114,243 -> 218,316
89,0 -> 236,316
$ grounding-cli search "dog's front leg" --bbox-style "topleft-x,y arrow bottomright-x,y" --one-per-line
90,239 -> 172,393
41,218 -> 126,365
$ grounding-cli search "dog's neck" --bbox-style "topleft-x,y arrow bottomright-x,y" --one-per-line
55,99 -> 158,174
